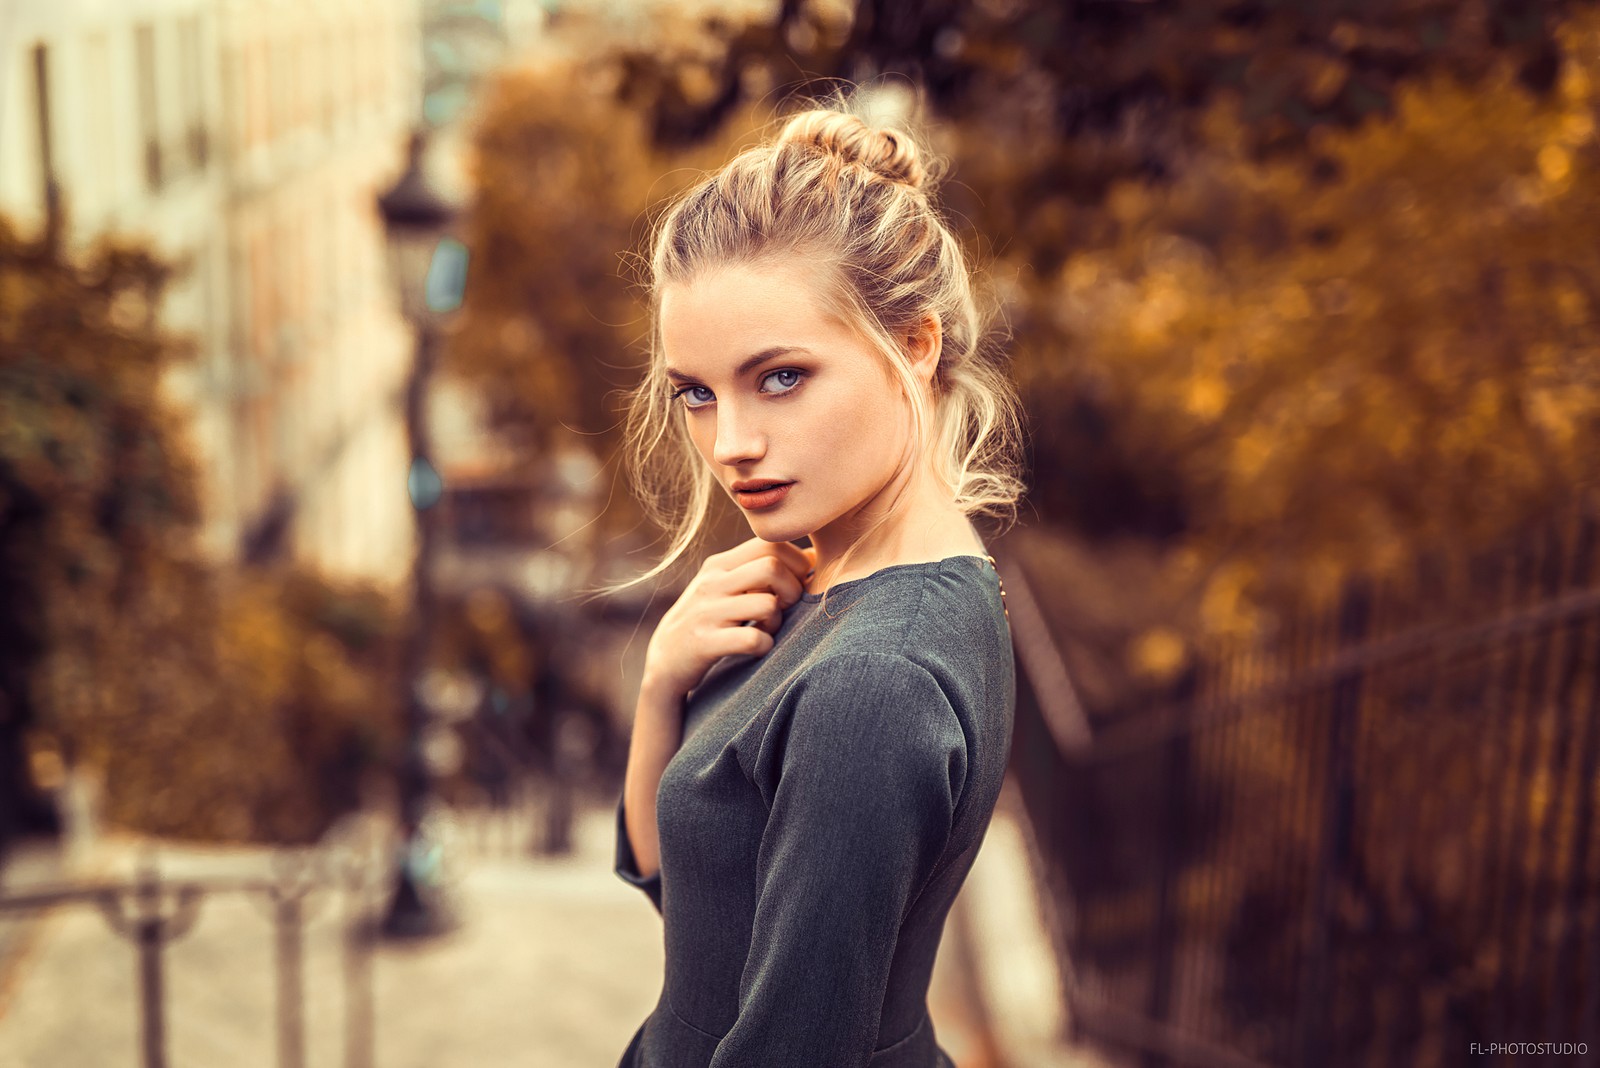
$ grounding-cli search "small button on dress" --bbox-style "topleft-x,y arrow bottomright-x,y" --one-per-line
614,553 -> 1015,1068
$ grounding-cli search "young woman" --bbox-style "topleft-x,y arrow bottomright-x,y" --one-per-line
611,101 -> 1026,1068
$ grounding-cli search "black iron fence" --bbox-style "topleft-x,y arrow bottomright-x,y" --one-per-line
1002,495 -> 1600,1067
0,822 -> 389,1068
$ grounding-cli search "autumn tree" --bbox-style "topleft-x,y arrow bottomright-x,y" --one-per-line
619,1 -> 1593,267
0,218 -> 402,846
1045,12 -> 1600,631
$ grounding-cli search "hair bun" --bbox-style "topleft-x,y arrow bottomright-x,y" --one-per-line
777,109 -> 928,191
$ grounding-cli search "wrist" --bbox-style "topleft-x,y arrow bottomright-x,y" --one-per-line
638,669 -> 689,712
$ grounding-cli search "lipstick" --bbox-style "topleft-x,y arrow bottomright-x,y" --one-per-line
732,481 -> 794,510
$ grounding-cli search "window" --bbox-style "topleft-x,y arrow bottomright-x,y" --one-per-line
83,33 -> 115,213
294,32 -> 312,134
270,36 -> 288,145
321,27 -> 338,134
242,42 -> 266,154
30,43 -> 58,219
321,191 -> 339,330
135,25 -> 161,189
178,17 -> 207,170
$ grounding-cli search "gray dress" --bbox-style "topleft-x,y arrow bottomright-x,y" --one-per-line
613,553 -> 1015,1068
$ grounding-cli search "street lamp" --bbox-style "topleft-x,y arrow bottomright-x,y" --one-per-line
376,128 -> 466,939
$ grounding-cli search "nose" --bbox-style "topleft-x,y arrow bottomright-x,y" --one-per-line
711,403 -> 766,468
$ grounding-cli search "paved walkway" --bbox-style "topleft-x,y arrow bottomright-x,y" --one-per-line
0,796 -> 997,1067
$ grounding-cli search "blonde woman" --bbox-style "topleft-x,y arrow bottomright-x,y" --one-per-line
612,101 -> 1026,1068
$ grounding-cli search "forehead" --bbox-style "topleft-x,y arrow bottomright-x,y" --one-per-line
658,260 -> 845,374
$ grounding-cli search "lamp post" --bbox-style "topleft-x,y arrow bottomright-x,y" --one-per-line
376,129 -> 465,939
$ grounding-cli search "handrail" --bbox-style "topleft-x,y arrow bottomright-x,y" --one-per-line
994,549 -> 1095,756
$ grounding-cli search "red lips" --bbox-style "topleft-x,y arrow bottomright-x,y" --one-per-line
731,480 -> 794,510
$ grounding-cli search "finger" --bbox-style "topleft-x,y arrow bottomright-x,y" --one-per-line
720,556 -> 806,606
715,591 -> 781,625
749,604 -> 785,634
708,535 -> 786,571
771,540 -> 815,581
710,536 -> 812,579
748,540 -> 812,585
706,623 -> 774,660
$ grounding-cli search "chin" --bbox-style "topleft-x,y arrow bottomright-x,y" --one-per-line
746,521 -> 809,544
742,511 -> 815,545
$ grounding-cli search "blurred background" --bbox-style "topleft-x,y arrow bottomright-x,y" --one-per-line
2,0 -> 1599,1066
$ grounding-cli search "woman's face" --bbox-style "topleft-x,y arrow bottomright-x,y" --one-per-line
657,259 -> 915,548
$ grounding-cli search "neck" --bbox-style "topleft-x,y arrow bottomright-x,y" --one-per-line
805,461 -> 982,595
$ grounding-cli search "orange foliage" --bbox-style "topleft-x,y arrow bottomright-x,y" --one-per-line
1042,13 -> 1600,634
1,220 -> 402,844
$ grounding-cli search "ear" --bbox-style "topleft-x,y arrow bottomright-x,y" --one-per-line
906,315 -> 942,389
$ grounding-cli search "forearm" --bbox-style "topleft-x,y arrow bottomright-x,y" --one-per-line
622,673 -> 685,880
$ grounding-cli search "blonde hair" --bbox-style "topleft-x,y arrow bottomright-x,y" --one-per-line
613,98 -> 1026,607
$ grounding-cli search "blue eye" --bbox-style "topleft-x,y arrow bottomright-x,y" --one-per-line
761,369 -> 803,394
671,369 -> 803,410
671,385 -> 715,409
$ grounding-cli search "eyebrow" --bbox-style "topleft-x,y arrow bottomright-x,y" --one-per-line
663,346 -> 812,385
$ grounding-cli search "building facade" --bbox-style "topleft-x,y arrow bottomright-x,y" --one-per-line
0,0 -> 423,586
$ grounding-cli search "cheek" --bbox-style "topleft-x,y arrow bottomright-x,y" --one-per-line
798,385 -> 904,479
829,375 -> 905,445
684,413 -> 715,464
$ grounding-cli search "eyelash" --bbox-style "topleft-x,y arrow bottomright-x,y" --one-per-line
669,368 -> 805,409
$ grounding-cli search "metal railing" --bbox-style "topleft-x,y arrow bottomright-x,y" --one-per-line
1001,494 -> 1600,1067
0,819 -> 390,1068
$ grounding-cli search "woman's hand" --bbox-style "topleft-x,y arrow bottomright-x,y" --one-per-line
642,537 -> 817,704
625,538 -> 814,880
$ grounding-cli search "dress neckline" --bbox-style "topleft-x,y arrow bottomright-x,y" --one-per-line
797,553 -> 999,604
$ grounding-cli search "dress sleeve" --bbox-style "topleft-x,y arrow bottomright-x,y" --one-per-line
613,793 -> 663,914
709,652 -> 967,1067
